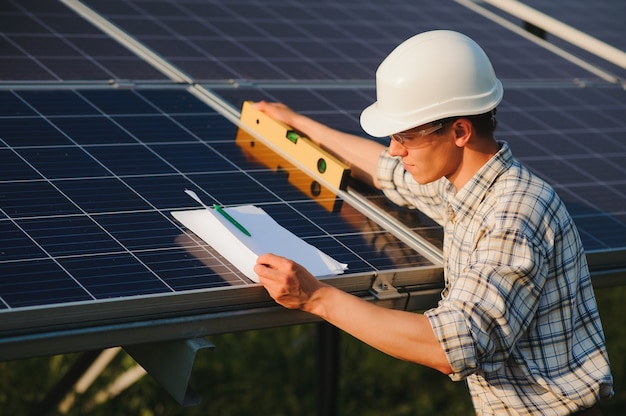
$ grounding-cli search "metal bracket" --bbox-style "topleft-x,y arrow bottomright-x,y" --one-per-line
369,274 -> 406,301
123,337 -> 215,407
108,79 -> 136,89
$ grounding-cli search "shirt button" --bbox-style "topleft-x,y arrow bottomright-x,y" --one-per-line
447,205 -> 455,224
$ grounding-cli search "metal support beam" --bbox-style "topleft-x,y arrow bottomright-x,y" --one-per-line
316,322 -> 340,416
123,338 -> 214,407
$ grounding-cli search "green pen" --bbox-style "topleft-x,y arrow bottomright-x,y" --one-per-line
213,204 -> 252,237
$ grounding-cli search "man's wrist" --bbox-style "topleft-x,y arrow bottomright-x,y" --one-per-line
301,283 -> 333,317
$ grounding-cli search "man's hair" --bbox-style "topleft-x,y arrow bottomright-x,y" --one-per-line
467,108 -> 498,136
438,108 -> 498,137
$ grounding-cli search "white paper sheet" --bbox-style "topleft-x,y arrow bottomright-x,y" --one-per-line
172,205 -> 347,282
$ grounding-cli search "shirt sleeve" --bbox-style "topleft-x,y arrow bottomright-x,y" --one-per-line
376,150 -> 446,225
425,227 -> 546,381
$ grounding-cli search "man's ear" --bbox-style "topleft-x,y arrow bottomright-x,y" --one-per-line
452,118 -> 472,147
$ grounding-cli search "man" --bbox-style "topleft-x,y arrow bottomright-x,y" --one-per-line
253,30 -> 613,415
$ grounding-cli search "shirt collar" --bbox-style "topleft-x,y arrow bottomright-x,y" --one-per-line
444,141 -> 513,218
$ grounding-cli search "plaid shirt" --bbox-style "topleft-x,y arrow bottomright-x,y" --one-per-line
377,142 -> 613,415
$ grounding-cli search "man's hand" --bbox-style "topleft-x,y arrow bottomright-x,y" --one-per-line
254,101 -> 299,128
254,254 -> 450,372
253,100 -> 384,188
254,253 -> 325,311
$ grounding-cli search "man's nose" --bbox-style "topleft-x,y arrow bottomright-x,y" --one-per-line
387,137 -> 407,157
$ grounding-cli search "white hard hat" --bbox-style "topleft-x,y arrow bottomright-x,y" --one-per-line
360,30 -> 503,137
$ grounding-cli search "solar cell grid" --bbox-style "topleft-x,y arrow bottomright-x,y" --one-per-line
0,0 -> 166,81
80,0 -> 605,83
0,259 -> 93,309
0,88 -> 438,336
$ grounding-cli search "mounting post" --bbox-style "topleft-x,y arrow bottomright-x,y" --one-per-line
316,322 -> 340,416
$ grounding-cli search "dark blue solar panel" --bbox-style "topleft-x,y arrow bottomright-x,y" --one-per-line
18,215 -> 123,256
0,89 -> 435,326
0,259 -> 92,308
148,143 -> 238,173
16,90 -> 101,116
81,0 -> 605,83
94,211 -> 186,251
0,0 -> 166,81
1,149 -> 43,181
110,117 -> 200,143
16,147 -> 112,179
136,249 -> 234,291
0,91 -> 38,116
86,146 -> 177,176
0,221 -> 47,262
1,181 -> 83,217
58,253 -> 171,298
54,177 -> 155,213
1,117 -> 74,146
47,116 -> 139,145
79,90 -> 163,115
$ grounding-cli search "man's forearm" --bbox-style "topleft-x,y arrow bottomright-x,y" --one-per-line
304,284 -> 452,374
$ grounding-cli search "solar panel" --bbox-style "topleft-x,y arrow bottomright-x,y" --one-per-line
0,0 -> 166,81
79,0 -> 607,83
1,0 -> 624,369
0,87 -> 442,358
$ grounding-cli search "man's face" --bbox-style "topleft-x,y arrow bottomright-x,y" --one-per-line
387,122 -> 462,185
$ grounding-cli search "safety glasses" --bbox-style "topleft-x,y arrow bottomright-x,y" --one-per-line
390,122 -> 444,148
